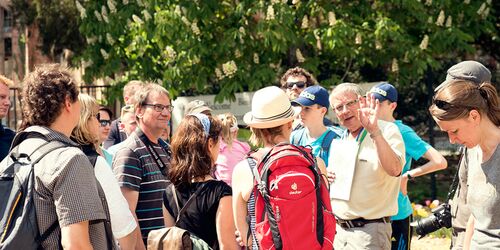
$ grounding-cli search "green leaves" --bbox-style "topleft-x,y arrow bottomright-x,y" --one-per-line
76,0 -> 496,101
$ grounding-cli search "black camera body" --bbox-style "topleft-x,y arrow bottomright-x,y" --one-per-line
413,203 -> 452,237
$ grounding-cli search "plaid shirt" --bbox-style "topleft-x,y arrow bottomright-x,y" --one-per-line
19,126 -> 112,249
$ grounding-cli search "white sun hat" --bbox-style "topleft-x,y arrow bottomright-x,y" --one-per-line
243,86 -> 299,129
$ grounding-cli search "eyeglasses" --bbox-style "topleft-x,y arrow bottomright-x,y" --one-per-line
95,112 -> 101,120
333,99 -> 359,113
144,103 -> 174,113
99,120 -> 111,127
285,81 -> 306,89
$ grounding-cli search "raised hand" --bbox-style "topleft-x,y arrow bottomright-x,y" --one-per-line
357,93 -> 380,134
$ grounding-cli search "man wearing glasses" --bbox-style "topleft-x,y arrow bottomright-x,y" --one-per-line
113,83 -> 172,249
328,83 -> 405,249
280,67 -> 335,129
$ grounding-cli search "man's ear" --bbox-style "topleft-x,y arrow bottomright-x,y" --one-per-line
136,106 -> 144,119
390,102 -> 398,111
64,96 -> 73,111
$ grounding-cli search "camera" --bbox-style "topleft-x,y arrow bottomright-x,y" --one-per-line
412,203 -> 452,237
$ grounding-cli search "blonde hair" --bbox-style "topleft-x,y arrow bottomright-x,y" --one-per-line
0,75 -> 13,87
218,113 -> 238,147
249,125 -> 286,147
71,94 -> 99,145
120,104 -> 135,119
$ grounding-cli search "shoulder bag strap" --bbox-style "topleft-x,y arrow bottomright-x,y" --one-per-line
320,130 -> 335,162
172,183 -> 207,224
446,147 -> 466,203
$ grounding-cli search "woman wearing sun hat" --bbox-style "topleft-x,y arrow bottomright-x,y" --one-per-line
231,86 -> 329,249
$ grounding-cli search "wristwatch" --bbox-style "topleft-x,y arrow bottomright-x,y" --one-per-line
406,172 -> 414,180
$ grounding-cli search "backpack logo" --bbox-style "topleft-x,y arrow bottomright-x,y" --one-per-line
289,182 -> 302,195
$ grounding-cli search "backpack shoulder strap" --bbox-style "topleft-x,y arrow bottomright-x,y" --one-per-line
319,130 -> 336,162
291,128 -> 306,146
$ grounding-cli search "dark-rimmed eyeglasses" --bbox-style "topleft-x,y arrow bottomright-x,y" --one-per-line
99,120 -> 111,127
144,103 -> 174,113
333,99 -> 359,113
285,81 -> 306,89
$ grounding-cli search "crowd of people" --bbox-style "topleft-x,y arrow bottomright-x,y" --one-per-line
0,60 -> 498,250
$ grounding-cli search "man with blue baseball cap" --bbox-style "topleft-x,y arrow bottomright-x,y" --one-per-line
368,82 -> 447,250
290,85 -> 343,165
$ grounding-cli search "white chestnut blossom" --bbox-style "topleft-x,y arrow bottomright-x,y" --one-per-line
106,33 -> 115,45
222,61 -> 237,78
435,10 -> 445,26
391,58 -> 399,72
296,49 -> 305,63
445,16 -> 452,27
301,16 -> 309,29
419,35 -> 429,50
132,15 -> 144,24
76,1 -> 87,19
328,11 -> 336,26
253,53 -> 259,64
266,5 -> 275,20
94,10 -> 103,22
100,49 -> 109,60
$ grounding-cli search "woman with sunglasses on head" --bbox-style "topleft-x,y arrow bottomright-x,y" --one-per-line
429,79 -> 500,249
71,94 -> 137,249
162,114 -> 238,250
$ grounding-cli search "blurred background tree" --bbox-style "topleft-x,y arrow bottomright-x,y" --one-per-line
74,0 -> 497,102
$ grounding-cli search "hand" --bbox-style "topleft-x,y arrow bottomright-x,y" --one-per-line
235,230 -> 244,247
327,169 -> 336,184
400,175 -> 408,196
357,93 -> 380,134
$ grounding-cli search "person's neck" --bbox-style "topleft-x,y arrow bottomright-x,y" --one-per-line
478,121 -> 500,161
49,117 -> 74,138
379,114 -> 396,123
192,174 -> 214,183
306,123 -> 327,139
140,124 -> 160,144
263,134 -> 289,148
348,126 -> 363,139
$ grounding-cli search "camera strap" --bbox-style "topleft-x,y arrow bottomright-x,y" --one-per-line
445,146 -> 467,203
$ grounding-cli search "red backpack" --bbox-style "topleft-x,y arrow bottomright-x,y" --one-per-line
247,143 -> 335,250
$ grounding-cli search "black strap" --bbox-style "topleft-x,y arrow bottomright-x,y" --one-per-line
141,137 -> 169,176
171,183 -> 206,225
446,147 -> 467,203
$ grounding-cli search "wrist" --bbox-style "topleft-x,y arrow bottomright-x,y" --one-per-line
369,129 -> 382,139
405,172 -> 414,180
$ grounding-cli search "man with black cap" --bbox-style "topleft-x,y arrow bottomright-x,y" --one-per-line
368,82 -> 448,250
436,60 -> 492,250
290,85 -> 343,166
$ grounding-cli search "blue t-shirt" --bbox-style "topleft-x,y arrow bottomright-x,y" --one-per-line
392,120 -> 431,220
290,126 -> 343,165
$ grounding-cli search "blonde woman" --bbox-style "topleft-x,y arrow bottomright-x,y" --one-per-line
215,113 -> 250,186
71,94 -> 137,249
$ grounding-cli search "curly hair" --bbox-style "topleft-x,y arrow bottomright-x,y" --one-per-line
169,115 -> 222,187
71,94 -> 99,146
280,67 -> 318,88
0,75 -> 13,87
19,64 -> 79,131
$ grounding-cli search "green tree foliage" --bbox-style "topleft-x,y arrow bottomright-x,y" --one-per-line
78,0 -> 496,102
11,0 -> 85,59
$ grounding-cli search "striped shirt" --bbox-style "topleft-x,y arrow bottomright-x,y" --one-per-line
113,128 -> 170,243
19,126 -> 111,249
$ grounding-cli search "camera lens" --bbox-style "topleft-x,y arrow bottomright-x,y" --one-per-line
415,214 -> 442,236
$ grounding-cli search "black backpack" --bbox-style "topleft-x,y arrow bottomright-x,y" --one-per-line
0,132 -> 69,249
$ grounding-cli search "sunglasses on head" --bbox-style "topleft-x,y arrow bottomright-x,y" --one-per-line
285,81 -> 306,89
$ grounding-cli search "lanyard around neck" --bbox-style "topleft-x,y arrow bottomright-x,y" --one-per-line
342,128 -> 368,145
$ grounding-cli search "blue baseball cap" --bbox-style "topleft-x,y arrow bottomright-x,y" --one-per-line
369,82 -> 398,103
291,85 -> 330,108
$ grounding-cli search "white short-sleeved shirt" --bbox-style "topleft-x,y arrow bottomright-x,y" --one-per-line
94,156 -> 137,239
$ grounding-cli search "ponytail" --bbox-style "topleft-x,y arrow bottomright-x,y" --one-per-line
478,82 -> 500,126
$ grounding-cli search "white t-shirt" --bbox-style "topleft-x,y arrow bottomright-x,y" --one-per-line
94,156 -> 137,239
